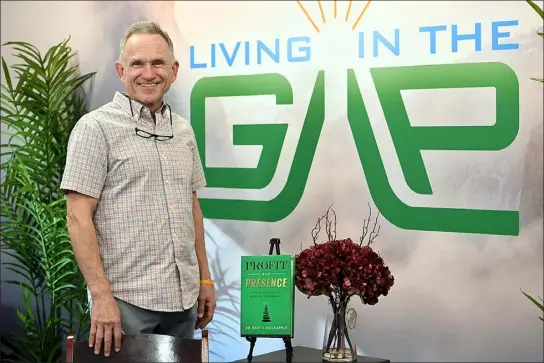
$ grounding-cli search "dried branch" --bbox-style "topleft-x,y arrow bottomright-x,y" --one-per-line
311,214 -> 325,244
312,216 -> 326,245
359,203 -> 371,246
367,210 -> 380,246
366,220 -> 380,246
360,203 -> 381,246
324,203 -> 337,241
311,204 -> 337,244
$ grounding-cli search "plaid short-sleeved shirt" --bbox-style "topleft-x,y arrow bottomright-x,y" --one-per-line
61,92 -> 207,312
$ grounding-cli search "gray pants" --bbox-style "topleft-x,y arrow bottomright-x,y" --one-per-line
114,297 -> 197,339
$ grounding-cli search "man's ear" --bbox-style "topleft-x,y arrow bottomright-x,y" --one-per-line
115,61 -> 125,81
171,60 -> 180,82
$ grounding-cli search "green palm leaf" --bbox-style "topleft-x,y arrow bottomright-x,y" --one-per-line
525,1 -> 544,83
526,0 -> 544,19
521,289 -> 544,322
1,38 -> 95,362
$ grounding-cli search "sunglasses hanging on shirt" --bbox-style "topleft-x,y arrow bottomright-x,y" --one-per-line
128,97 -> 174,141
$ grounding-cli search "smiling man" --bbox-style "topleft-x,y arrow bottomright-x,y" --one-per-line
60,21 -> 216,357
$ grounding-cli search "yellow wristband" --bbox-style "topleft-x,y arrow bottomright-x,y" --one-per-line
200,279 -> 214,286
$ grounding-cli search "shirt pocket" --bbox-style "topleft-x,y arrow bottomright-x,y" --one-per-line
171,139 -> 194,185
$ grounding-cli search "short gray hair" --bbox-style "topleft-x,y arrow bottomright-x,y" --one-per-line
119,21 -> 175,63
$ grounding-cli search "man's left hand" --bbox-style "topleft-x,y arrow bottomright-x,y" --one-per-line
196,283 -> 216,329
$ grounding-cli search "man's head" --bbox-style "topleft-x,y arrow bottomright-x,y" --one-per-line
116,21 -> 179,113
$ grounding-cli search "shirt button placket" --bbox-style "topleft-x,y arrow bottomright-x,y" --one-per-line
157,131 -> 177,247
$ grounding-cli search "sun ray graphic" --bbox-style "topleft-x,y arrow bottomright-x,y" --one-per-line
296,0 -> 372,33
351,0 -> 372,30
345,0 -> 353,22
317,0 -> 326,24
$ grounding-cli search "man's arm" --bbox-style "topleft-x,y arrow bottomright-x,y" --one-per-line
66,191 -> 122,356
60,116 -> 118,354
192,191 -> 216,329
192,191 -> 210,281
66,191 -> 111,299
188,125 -> 214,328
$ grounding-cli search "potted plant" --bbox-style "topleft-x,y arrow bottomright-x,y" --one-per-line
294,204 -> 395,361
1,37 -> 95,362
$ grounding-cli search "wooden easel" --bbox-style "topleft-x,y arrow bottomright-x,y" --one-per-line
244,238 -> 294,363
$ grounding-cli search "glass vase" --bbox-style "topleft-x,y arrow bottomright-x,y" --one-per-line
322,298 -> 358,362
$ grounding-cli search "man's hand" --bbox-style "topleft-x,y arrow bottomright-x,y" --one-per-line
196,284 -> 216,329
89,294 -> 123,357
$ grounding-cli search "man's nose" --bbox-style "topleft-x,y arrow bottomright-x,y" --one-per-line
141,64 -> 156,79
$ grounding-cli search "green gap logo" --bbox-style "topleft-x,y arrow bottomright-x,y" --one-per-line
188,1 -> 521,236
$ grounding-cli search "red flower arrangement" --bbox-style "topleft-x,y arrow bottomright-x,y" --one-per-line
295,204 -> 394,361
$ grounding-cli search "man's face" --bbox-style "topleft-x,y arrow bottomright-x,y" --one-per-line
115,33 -> 179,113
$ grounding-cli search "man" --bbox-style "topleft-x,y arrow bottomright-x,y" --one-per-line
61,21 -> 216,357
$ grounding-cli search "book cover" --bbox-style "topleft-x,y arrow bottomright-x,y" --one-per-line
240,254 -> 295,337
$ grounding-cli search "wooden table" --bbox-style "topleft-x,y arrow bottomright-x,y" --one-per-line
233,346 -> 390,363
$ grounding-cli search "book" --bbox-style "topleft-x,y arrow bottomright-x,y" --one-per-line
240,254 -> 296,338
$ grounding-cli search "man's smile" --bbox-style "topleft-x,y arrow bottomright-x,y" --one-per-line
138,82 -> 159,87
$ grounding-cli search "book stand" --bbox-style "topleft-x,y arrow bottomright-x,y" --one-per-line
244,238 -> 294,363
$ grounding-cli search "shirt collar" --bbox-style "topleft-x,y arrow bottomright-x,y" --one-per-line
112,91 -> 168,119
